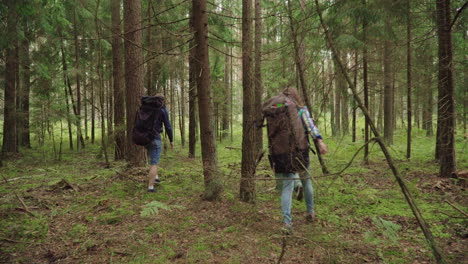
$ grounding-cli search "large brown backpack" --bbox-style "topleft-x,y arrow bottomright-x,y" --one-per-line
262,93 -> 309,173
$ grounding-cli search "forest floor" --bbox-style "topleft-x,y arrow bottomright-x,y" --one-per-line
0,136 -> 467,264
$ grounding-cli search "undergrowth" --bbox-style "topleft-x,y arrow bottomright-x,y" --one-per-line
0,127 -> 466,263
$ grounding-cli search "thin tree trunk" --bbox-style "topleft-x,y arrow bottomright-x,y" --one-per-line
146,0 -> 153,94
2,0 -> 18,154
192,0 -> 223,200
230,47 -> 234,143
221,47 -> 230,140
91,79 -> 95,144
73,9 -> 85,150
254,0 -> 263,154
333,56 -> 341,137
180,70 -> 186,147
352,49 -> 358,143
112,0 -> 125,160
362,0 -> 369,162
188,17 -> 197,158
436,0 -> 456,177
406,0 -> 412,159
383,37 -> 394,145
95,0 -> 109,166
340,53 -> 349,136
240,0 -> 256,203
20,32 -> 31,148
60,43 -> 74,150
124,0 -> 146,166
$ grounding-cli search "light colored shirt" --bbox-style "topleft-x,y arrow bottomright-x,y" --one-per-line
298,106 -> 322,140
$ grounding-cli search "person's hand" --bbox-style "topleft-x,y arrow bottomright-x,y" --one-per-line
170,142 -> 174,149
317,139 -> 328,155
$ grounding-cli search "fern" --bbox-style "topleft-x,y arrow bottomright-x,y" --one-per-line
140,201 -> 185,217
372,216 -> 401,244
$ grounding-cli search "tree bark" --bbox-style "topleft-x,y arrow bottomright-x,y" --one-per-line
124,0 -> 146,166
192,0 -> 223,200
253,0 -> 263,154
188,22 -> 197,158
406,0 -> 412,159
112,0 -> 126,160
435,0 -> 456,177
19,30 -> 31,148
221,47 -> 230,140
73,9 -> 85,150
2,0 -> 18,153
240,0 -> 256,203
383,37 -> 394,145
362,0 -> 369,163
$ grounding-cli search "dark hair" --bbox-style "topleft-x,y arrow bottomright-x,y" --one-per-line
282,87 -> 304,107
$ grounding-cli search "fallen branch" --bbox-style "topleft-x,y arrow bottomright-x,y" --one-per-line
1,175 -> 36,217
277,236 -> 287,264
438,211 -> 468,219
0,176 -> 34,184
224,146 -> 241,150
444,200 -> 468,218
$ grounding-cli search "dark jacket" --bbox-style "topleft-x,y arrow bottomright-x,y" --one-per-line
155,107 -> 173,142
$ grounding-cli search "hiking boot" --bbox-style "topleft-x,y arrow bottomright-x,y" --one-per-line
282,223 -> 293,235
296,186 -> 303,201
154,178 -> 161,185
306,212 -> 316,223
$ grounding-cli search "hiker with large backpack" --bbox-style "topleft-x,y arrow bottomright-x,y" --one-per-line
262,87 -> 327,233
132,94 -> 173,193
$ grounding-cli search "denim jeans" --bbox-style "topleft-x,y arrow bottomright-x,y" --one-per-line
276,170 -> 314,225
146,139 -> 162,165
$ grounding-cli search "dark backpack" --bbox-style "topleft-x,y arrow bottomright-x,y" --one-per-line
132,96 -> 164,146
262,93 -> 309,173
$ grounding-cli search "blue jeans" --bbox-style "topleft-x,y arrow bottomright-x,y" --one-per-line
276,171 -> 314,225
146,139 -> 162,165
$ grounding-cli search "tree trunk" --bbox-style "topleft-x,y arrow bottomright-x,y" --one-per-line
406,0 -> 412,159
383,38 -> 394,145
73,9 -> 85,150
363,0 -> 369,163
352,49 -> 358,143
146,0 -> 153,94
253,0 -> 263,154
339,53 -> 349,135
188,17 -> 197,158
435,0 -> 456,177
2,0 -> 18,153
91,79 -> 95,144
20,31 -> 31,148
240,0 -> 256,203
333,56 -> 341,137
124,0 -> 146,166
192,0 -> 223,200
179,69 -> 186,147
221,47 -> 230,140
60,40 -> 74,150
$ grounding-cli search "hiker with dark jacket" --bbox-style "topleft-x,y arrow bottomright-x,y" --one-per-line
264,87 -> 327,233
146,94 -> 173,193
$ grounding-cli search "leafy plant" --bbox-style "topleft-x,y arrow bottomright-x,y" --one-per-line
140,201 -> 184,217
372,216 -> 401,244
